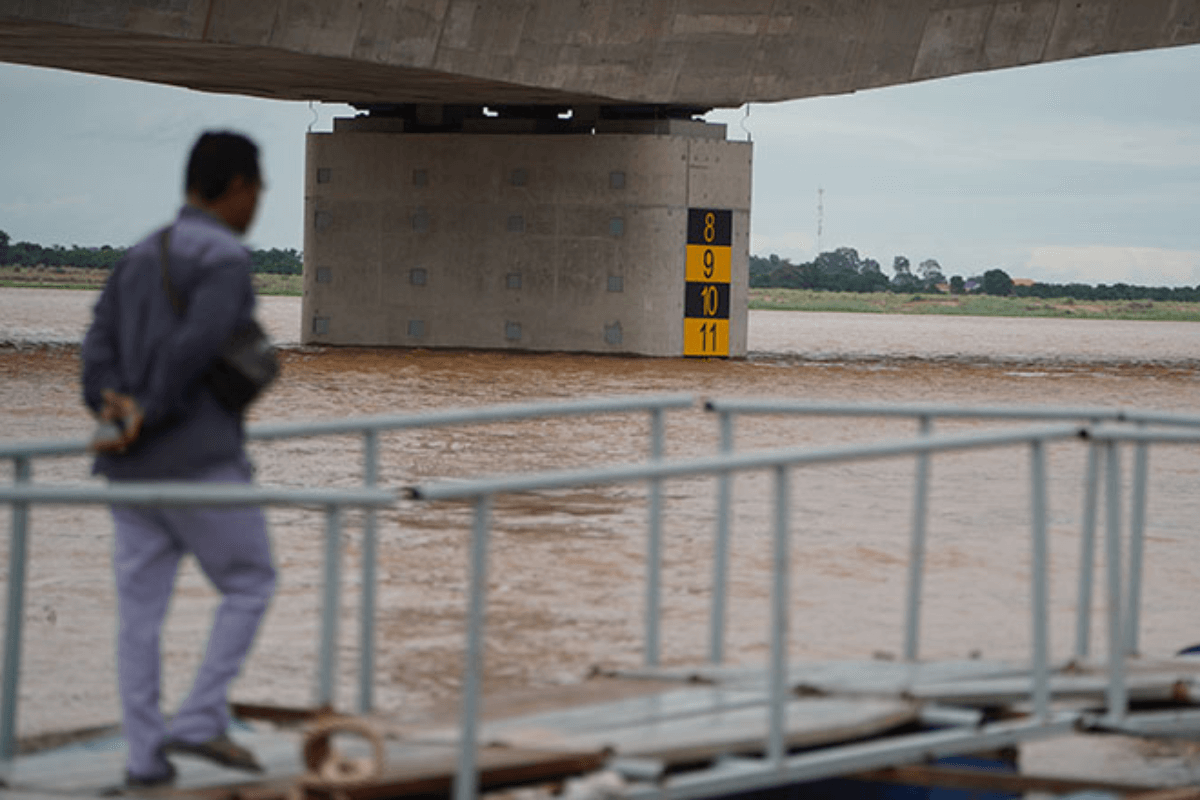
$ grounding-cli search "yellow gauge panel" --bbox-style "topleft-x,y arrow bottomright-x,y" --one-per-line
684,318 -> 729,357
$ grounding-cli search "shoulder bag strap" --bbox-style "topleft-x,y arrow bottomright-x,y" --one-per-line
158,227 -> 185,316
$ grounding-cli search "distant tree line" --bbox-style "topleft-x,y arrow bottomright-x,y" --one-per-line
0,229 -> 302,275
248,248 -> 304,275
1012,281 -> 1200,302
752,250 -> 1200,302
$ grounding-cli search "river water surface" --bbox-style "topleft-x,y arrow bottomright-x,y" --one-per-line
3,289 -> 1200,783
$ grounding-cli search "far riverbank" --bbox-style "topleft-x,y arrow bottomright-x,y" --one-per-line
4,287 -> 1200,366
750,287 -> 1200,322
0,265 -> 301,296
3,267 -> 1199,322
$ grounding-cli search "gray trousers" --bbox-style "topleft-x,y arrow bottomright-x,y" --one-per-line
111,459 -> 276,777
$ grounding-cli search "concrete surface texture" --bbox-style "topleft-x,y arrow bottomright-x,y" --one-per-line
302,119 -> 751,356
0,1 -> 1198,107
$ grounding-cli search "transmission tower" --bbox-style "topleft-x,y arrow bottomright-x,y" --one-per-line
816,187 -> 824,255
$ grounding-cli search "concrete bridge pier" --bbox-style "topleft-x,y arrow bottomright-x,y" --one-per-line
302,107 -> 751,357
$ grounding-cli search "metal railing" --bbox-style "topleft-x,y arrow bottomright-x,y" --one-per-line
0,481 -> 395,765
8,396 -> 1200,798
0,394 -> 692,766
403,401 -> 1200,800
247,393 -> 692,708
703,400 -> 1200,666
410,419 -> 1146,800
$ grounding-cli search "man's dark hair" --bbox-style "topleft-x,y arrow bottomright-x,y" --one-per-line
185,131 -> 261,202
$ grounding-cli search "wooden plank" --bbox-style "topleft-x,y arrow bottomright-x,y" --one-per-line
785,660 -> 1030,695
8,739 -> 131,793
1127,788 -> 1200,800
852,764 -> 1161,795
7,727 -> 308,795
7,733 -> 604,800
1102,708 -> 1200,738
169,746 -> 606,800
417,687 -> 767,747
611,659 -> 1029,695
231,703 -> 328,726
492,697 -> 919,766
910,672 -> 1196,706
394,676 -> 676,733
14,724 -> 122,757
1123,658 -> 1200,677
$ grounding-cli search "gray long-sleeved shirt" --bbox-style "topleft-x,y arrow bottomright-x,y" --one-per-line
82,204 -> 257,479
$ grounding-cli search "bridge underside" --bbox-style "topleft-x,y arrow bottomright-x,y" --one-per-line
0,17 -> 612,106
2,2 -> 1198,108
3,1 -> 1199,356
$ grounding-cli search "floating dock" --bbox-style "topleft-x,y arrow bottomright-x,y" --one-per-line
6,657 -> 1200,799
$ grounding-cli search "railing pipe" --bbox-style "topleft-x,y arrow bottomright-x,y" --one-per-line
645,408 -> 665,667
317,504 -> 343,709
12,398 -> 1200,465
1125,436 -> 1149,657
903,415 -> 932,661
704,400 -> 1200,431
704,400 -> 1128,423
1088,427 -> 1200,444
0,440 -> 89,460
0,483 -> 394,506
0,397 -> 696,464
359,429 -> 380,713
1074,431 -> 1102,659
1103,441 -> 1127,723
409,424 -> 1086,502
11,399 -> 1200,465
1029,440 -> 1051,720
768,465 -> 791,768
249,394 -> 695,441
1111,409 -> 1200,428
710,411 -> 734,664
455,494 -> 492,800
1,456 -> 31,765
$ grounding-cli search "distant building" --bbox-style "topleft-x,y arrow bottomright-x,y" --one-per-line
1012,278 -> 1035,287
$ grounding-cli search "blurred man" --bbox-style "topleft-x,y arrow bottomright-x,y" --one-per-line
82,131 -> 275,788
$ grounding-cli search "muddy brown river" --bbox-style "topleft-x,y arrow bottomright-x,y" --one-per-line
3,288 -> 1200,783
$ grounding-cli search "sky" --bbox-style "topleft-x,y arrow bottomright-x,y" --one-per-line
1,42 -> 1199,287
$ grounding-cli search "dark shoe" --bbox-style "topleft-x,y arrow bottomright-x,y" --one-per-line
100,762 -> 177,795
127,763 -> 177,788
162,733 -> 263,774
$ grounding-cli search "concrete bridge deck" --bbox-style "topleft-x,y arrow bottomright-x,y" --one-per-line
1,1 -> 1199,108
